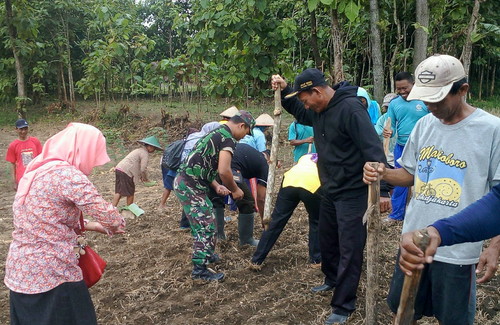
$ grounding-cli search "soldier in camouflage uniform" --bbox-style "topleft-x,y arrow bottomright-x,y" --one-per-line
174,111 -> 255,281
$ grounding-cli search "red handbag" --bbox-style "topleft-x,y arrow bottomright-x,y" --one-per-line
77,215 -> 107,288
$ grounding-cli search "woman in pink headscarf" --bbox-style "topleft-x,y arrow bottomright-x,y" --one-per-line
4,123 -> 125,325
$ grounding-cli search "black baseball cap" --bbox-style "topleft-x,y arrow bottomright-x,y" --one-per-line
285,68 -> 328,99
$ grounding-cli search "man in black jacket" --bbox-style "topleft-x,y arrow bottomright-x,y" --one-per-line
271,69 -> 388,324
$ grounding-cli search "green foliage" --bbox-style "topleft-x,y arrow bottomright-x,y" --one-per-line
470,97 -> 500,118
0,0 -> 498,110
75,2 -> 155,101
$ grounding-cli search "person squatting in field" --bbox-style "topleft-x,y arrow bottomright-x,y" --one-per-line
272,68 -> 389,324
363,54 -> 500,325
173,111 -> 255,281
4,123 -> 126,325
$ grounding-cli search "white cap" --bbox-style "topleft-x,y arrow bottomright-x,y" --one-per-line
219,106 -> 239,118
382,93 -> 397,107
407,54 -> 466,103
255,113 -> 274,126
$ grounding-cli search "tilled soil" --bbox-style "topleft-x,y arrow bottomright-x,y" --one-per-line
0,117 -> 498,324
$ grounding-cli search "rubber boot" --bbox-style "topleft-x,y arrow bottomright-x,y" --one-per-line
238,213 -> 259,246
191,265 -> 224,282
215,208 -> 226,240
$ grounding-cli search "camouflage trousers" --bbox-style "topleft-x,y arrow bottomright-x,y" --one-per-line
173,173 -> 217,266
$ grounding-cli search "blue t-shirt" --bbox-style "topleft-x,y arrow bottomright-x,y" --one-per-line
386,96 -> 428,146
288,122 -> 316,162
375,113 -> 396,153
239,127 -> 266,152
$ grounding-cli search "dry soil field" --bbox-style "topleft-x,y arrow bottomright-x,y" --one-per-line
0,114 -> 498,324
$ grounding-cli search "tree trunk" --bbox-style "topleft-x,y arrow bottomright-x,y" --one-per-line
369,0 -> 384,103
310,10 -> 322,69
5,0 -> 27,118
460,0 -> 482,77
478,63 -> 484,100
413,0 -> 429,71
60,60 -> 68,102
168,28 -> 173,58
61,13 -> 75,110
330,9 -> 345,83
388,0 -> 402,92
490,64 -> 496,97
262,88 -> 282,229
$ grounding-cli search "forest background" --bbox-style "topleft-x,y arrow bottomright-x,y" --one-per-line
0,0 -> 499,120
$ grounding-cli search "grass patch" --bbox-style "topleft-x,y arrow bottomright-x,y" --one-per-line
470,96 -> 500,117
0,104 -> 48,127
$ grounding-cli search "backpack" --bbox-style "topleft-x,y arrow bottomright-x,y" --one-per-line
161,138 -> 187,171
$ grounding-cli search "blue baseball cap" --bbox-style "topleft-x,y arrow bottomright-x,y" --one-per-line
15,119 -> 29,129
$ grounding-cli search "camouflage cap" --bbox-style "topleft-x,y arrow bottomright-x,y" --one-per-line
235,110 -> 255,135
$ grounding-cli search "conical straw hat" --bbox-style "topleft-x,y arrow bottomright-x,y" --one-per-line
219,106 -> 239,118
255,113 -> 274,126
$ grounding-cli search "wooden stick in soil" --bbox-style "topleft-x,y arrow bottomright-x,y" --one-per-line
383,117 -> 392,156
262,86 -> 282,230
394,229 -> 431,325
364,162 -> 381,325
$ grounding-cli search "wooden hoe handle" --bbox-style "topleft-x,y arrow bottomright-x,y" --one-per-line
394,229 -> 430,325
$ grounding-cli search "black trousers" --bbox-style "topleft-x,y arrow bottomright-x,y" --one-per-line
252,186 -> 321,264
209,179 -> 255,213
319,194 -> 367,316
10,281 -> 97,325
181,180 -> 256,227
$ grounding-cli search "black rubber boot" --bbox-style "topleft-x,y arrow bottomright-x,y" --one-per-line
238,213 -> 259,246
215,208 -> 226,240
191,265 -> 224,282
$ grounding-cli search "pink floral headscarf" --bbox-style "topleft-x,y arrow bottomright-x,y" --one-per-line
16,123 -> 110,203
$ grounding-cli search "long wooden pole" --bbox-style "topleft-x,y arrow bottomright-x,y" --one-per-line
364,162 -> 381,325
383,117 -> 392,156
394,229 -> 430,325
262,87 -> 282,230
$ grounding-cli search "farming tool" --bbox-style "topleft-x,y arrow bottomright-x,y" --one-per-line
363,162 -> 381,325
262,86 -> 282,230
394,229 -> 430,325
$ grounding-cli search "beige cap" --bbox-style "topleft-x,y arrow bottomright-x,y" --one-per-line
407,54 -> 466,103
219,106 -> 239,118
382,93 -> 397,107
255,113 -> 274,126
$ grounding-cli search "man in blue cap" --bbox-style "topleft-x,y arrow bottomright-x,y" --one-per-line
5,119 -> 42,190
